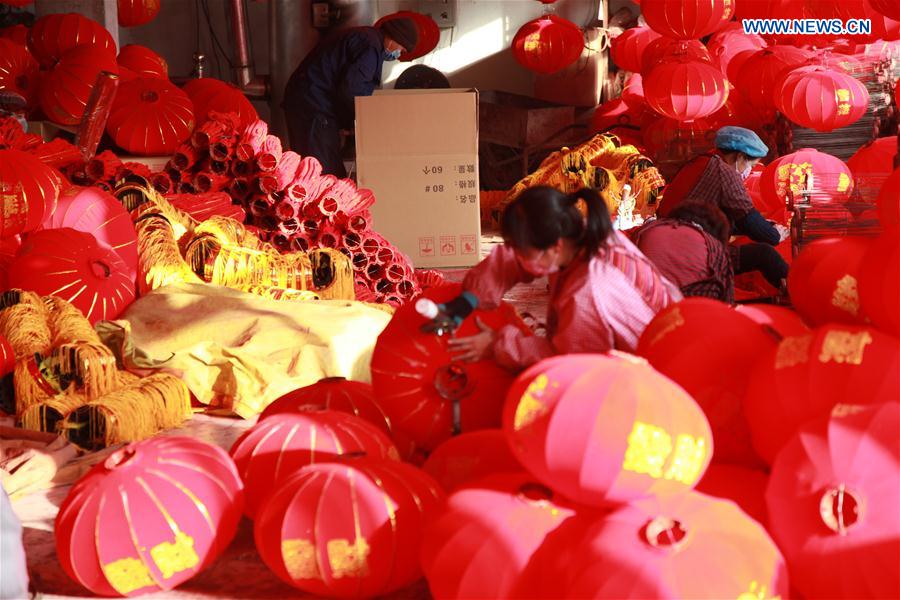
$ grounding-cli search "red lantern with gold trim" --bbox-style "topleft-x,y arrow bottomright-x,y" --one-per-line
610,26 -> 662,73
734,304 -> 809,338
118,0 -> 161,28
106,77 -> 194,155
230,409 -> 399,519
562,491 -> 789,599
422,429 -> 523,492
39,45 -> 119,126
641,115 -> 716,158
254,457 -> 444,598
644,57 -> 728,122
55,436 -> 244,597
858,234 -> 900,336
776,65 -> 869,132
847,137 -> 898,180
0,39 -> 39,109
182,77 -> 257,129
512,15 -> 584,74
735,46 -> 813,119
0,149 -> 59,239
621,73 -> 644,110
876,167 -> 900,234
744,324 -> 900,465
760,147 -> 854,209
503,353 -> 713,507
707,26 -> 767,74
117,44 -> 168,79
641,0 -> 729,39
28,12 -> 116,67
640,38 -> 712,75
869,0 -> 900,21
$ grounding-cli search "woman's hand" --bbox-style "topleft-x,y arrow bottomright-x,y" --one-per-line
447,317 -> 496,363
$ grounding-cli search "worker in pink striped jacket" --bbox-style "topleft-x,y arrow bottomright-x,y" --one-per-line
448,186 -> 682,372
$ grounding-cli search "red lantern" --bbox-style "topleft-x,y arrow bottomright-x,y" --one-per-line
1,149 -> 60,239
760,147 -> 854,209
106,77 -> 194,155
117,44 -> 168,79
182,77 -> 257,129
28,13 -> 116,67
562,491 -> 789,599
0,39 -> 39,109
640,38 -> 712,75
610,26 -> 662,73
744,324 -> 900,464
370,283 -> 528,452
0,334 -> 13,377
254,457 -> 444,598
787,237 -> 872,327
641,115 -> 716,157
0,24 -> 29,46
858,234 -> 900,336
641,0 -> 729,39
847,136 -> 898,179
503,353 -> 713,507
644,58 -> 728,122
374,11 -> 440,61
118,0 -> 161,27
735,46 -> 813,119
39,186 -> 138,281
734,304 -> 809,338
422,429 -> 523,492
230,410 -> 398,518
621,73 -> 644,110
637,299 -> 783,468
776,65 -> 869,132
869,0 -> 900,21
741,164 -> 787,222
696,464 -> 770,526
591,98 -> 646,133
7,228 -> 135,324
766,403 -> 900,600
512,15 -> 584,74
706,27 -> 767,74
876,167 -> 900,234
55,436 -> 244,596
421,473 -> 583,599
39,45 -> 119,126
259,376 -> 391,434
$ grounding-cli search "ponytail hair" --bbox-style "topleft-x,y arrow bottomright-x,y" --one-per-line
501,186 -> 613,256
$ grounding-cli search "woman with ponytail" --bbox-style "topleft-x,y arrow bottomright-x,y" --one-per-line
446,185 -> 682,371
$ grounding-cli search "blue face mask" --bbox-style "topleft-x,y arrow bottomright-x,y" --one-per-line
383,48 -> 402,61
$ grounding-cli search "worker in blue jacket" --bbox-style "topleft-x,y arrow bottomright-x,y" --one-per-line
282,18 -> 419,177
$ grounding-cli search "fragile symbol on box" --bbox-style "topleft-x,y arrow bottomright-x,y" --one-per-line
440,235 -> 457,256
419,236 -> 435,257
461,234 -> 476,255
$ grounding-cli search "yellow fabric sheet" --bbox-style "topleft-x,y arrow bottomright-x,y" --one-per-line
96,283 -> 391,419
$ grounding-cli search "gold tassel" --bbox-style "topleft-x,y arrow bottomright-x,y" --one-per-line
44,296 -> 101,346
0,290 -> 52,358
308,248 -> 355,301
242,285 -> 320,302
136,214 -> 203,292
20,393 -> 86,434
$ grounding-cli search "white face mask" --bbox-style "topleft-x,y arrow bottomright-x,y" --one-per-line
738,162 -> 752,181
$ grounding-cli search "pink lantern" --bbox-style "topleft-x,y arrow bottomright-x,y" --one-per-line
641,0 -> 729,40
776,65 -> 869,132
610,26 -> 662,72
643,57 -> 728,121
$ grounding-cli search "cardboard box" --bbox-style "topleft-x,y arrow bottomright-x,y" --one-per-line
356,88 -> 481,268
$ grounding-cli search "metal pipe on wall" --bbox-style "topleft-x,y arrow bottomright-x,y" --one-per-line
268,0 -> 318,143
228,0 -> 267,98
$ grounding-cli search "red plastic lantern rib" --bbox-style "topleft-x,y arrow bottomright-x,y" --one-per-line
182,77 -> 258,129
776,65 -> 869,132
28,12 -> 116,67
7,228 -> 136,324
117,0 -> 161,27
370,283 -> 528,452
55,436 -> 244,597
254,458 -> 444,598
39,45 -> 119,126
39,186 -> 138,281
117,44 -> 168,79
643,57 -> 728,122
0,149 -> 60,239
766,403 -> 900,600
0,39 -> 39,108
512,15 -> 584,74
641,0 -> 729,40
107,77 -> 194,155
422,429 -> 523,493
374,11 -> 440,61
503,353 -> 713,507
610,26 -> 662,73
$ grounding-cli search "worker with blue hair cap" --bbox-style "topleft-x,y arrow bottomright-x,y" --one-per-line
656,126 -> 789,295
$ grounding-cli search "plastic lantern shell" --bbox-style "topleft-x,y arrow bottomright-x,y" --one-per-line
421,473 -> 584,599
374,11 -> 440,61
562,491 -> 789,599
117,44 -> 168,79
610,26 -> 661,73
847,136 -> 898,179
370,283 -> 529,452
0,39 -> 39,108
696,464 -> 770,527
503,353 -> 713,507
643,57 -> 728,122
640,0 -> 729,39
766,403 -> 900,600
734,304 -> 809,339
106,77 -> 194,155
118,0 -> 161,28
512,15 -> 584,75
422,429 -> 524,492
0,149 -> 60,239
39,45 -> 119,126
229,409 -> 399,518
743,324 -> 900,465
776,65 -> 869,132
735,46 -> 813,119
254,457 -> 444,598
7,228 -> 136,324
55,436 -> 244,597
182,77 -> 257,129
760,147 -> 854,208
39,185 -> 138,282
28,12 -> 116,66
637,298 -> 778,468
858,234 -> 900,336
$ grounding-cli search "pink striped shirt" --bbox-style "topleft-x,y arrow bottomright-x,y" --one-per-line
463,231 -> 683,371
